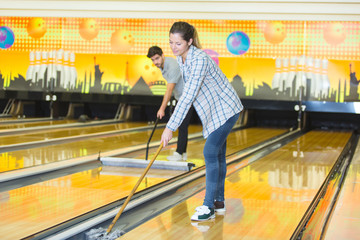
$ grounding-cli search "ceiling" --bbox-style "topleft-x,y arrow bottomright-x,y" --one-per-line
0,0 -> 360,21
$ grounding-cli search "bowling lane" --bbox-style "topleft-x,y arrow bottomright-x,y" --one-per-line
0,117 -> 17,121
0,119 -> 76,130
0,125 -> 201,173
324,138 -> 360,240
0,127 -> 286,240
0,121 -> 147,147
0,117 -> 48,122
121,127 -> 288,169
121,130 -> 352,240
0,117 -> 31,122
0,166 -> 169,240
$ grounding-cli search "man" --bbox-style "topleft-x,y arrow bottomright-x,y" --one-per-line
147,46 -> 194,161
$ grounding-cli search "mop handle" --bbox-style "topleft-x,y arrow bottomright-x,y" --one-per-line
107,143 -> 163,233
145,118 -> 159,160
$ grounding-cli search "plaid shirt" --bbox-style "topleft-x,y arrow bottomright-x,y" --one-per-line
166,45 -> 243,138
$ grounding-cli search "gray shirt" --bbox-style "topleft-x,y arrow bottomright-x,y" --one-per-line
161,57 -> 183,100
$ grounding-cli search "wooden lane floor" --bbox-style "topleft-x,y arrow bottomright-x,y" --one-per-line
0,121 -> 147,147
0,117 -> 50,122
0,117 -> 18,122
0,166 -> 169,240
324,137 -> 360,240
121,127 -> 288,169
0,127 -> 286,240
0,124 -> 201,173
0,119 -> 76,130
120,130 -> 352,240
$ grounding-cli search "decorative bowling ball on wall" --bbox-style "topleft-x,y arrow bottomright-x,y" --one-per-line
27,17 -> 47,39
111,29 -> 134,52
226,31 -> 250,55
323,22 -> 346,45
127,56 -> 162,86
264,21 -> 287,44
0,26 -> 15,49
79,18 -> 99,40
203,48 -> 219,65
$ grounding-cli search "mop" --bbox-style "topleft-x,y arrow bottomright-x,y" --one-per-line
100,118 -> 195,171
86,144 -> 163,240
100,156 -> 194,171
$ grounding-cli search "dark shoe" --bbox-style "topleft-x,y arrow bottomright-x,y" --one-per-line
214,201 -> 226,213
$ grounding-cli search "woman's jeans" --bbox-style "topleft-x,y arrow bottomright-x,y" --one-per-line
203,113 -> 240,208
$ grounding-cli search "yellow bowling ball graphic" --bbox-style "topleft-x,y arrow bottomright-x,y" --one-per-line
323,22 -> 346,45
79,18 -> 99,40
27,17 -> 47,39
111,29 -> 134,52
127,56 -> 162,86
264,21 -> 287,44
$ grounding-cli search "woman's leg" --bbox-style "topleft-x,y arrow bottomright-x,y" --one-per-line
215,140 -> 227,202
203,113 -> 239,208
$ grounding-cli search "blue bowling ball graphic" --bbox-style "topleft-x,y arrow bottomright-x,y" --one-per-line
0,26 -> 15,49
226,31 -> 250,55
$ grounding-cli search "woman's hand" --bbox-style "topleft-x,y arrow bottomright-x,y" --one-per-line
161,127 -> 173,147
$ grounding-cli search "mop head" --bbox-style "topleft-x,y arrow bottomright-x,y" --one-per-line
101,157 -> 195,171
85,227 -> 125,240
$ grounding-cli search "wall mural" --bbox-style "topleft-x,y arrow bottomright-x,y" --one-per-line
0,17 -> 359,102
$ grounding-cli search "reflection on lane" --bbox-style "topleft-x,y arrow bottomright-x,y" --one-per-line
0,167 -> 167,240
324,138 -> 360,240
123,127 -> 288,171
0,119 -> 76,130
0,127 -> 287,239
0,125 -> 201,172
122,130 -> 352,240
0,122 -> 146,146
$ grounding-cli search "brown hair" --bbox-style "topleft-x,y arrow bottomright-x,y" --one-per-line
169,21 -> 202,49
147,46 -> 163,58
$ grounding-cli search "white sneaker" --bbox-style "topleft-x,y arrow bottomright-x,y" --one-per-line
167,152 -> 183,161
191,206 -> 215,221
182,152 -> 187,160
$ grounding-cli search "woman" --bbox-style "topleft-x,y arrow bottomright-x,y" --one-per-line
161,21 -> 243,221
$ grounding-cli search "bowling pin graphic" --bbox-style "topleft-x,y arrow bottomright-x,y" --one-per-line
26,51 -> 35,82
38,51 -> 48,88
321,59 -> 330,99
63,51 -> 70,89
305,56 -> 315,97
313,58 -> 322,99
280,58 -> 289,92
31,51 -> 41,85
272,58 -> 282,91
69,52 -> 77,89
295,55 -> 306,96
47,50 -> 56,90
55,49 -> 65,88
285,56 -> 297,96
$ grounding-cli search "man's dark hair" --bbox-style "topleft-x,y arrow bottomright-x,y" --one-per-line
147,46 -> 163,58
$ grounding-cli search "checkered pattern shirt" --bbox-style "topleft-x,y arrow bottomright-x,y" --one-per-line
166,45 -> 243,138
